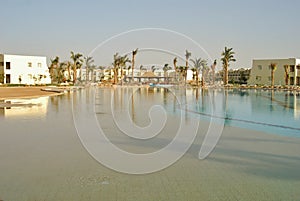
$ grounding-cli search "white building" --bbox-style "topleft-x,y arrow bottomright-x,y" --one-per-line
248,58 -> 300,86
0,54 -> 51,85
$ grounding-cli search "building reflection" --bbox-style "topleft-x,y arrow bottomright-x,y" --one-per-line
0,97 -> 49,119
285,92 -> 300,119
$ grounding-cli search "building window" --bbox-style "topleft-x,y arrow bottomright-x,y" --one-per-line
5,74 -> 11,84
6,62 -> 11,69
297,65 -> 300,70
256,76 -> 261,81
28,62 -> 32,67
0,62 -> 4,66
258,65 -> 262,70
290,77 -> 294,85
290,65 -> 295,72
38,63 -> 42,67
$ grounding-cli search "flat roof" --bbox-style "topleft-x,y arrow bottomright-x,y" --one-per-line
0,53 -> 46,58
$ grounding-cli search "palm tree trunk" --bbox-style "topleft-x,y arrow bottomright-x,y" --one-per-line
271,70 -> 274,86
79,67 -> 82,82
73,66 -> 77,83
86,67 -> 89,83
185,60 -> 188,84
224,63 -> 228,85
131,56 -> 135,82
67,66 -> 71,82
196,70 -> 199,86
284,66 -> 289,85
113,68 -> 117,84
212,68 -> 215,85
173,61 -> 177,83
121,68 -> 123,85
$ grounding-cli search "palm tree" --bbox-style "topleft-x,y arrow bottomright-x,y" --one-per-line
66,61 -> 72,82
173,57 -> 178,82
270,63 -> 277,87
190,58 -> 208,87
83,56 -> 94,83
49,56 -> 60,83
221,47 -> 236,85
127,65 -> 131,75
113,53 -> 121,84
201,60 -> 209,87
119,55 -> 131,85
177,66 -> 187,82
211,59 -> 217,85
90,65 -> 97,82
163,63 -> 171,82
106,66 -> 113,82
97,66 -> 105,81
190,58 -> 201,86
191,67 -> 197,81
151,65 -> 157,73
185,50 -> 192,83
139,65 -> 146,76
57,62 -> 67,83
70,51 -> 83,83
131,48 -> 138,81
284,65 -> 289,85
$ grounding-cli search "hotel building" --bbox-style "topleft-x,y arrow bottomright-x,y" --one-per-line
0,54 -> 51,85
248,58 -> 300,86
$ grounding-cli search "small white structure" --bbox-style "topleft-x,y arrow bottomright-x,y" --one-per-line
248,58 -> 300,86
0,54 -> 51,85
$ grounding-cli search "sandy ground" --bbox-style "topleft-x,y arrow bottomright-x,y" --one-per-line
0,87 -> 61,100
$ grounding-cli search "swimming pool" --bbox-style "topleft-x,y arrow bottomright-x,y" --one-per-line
1,87 -> 300,200
115,87 -> 300,138
181,88 -> 300,138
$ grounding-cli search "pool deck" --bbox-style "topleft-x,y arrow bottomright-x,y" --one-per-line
0,87 -> 63,100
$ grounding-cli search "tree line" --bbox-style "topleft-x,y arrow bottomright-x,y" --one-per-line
48,47 -> 237,86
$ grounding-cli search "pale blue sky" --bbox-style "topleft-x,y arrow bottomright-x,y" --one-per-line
0,0 -> 299,69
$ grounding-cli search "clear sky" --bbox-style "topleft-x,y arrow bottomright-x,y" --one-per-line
1,0 -> 300,69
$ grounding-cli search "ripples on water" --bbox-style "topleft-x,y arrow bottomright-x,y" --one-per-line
0,88 -> 299,137
0,87 -> 300,200
104,87 -> 300,138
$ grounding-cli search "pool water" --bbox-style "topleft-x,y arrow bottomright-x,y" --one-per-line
115,87 -> 300,138
0,87 -> 300,201
180,88 -> 300,138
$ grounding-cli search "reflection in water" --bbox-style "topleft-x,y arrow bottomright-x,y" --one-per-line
175,88 -> 299,137
270,90 -> 275,112
284,92 -> 300,119
49,92 -> 72,113
0,97 -> 49,119
223,90 -> 234,125
131,89 -> 135,123
1,88 -> 298,137
111,86 -> 183,128
0,88 -> 299,200
293,93 -> 300,118
121,87 -> 300,137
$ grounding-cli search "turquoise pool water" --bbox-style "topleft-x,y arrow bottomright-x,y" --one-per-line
107,87 -> 300,138
162,87 -> 300,138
